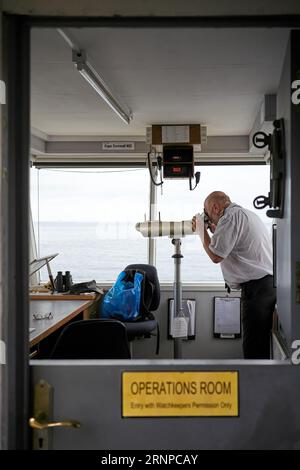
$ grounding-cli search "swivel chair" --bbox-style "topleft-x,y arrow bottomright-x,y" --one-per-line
50,318 -> 131,359
120,263 -> 160,355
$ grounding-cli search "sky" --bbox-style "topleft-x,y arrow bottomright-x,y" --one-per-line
30,164 -> 271,226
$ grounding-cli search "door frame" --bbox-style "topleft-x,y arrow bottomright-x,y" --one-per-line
3,12 -> 300,449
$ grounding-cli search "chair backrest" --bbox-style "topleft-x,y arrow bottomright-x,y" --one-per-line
125,264 -> 160,311
50,319 -> 131,359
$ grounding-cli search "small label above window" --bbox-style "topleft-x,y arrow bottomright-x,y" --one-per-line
102,142 -> 135,151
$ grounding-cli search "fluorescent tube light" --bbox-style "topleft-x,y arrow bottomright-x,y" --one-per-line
73,50 -> 132,125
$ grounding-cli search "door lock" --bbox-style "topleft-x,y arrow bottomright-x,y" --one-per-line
29,380 -> 80,450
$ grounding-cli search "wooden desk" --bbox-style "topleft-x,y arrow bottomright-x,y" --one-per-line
29,297 -> 94,348
30,292 -> 98,302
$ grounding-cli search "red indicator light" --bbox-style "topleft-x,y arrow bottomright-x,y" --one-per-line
172,167 -> 182,173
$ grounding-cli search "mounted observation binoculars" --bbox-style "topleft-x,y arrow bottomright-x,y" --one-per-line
135,219 -> 195,238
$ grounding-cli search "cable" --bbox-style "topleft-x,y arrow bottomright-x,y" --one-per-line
147,149 -> 163,187
189,171 -> 201,191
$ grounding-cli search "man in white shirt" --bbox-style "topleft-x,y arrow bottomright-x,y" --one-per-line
193,191 -> 276,359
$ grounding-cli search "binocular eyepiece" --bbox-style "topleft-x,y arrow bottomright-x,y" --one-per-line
203,213 -> 210,225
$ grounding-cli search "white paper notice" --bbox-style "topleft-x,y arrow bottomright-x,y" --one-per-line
172,316 -> 188,338
162,126 -> 190,143
214,297 -> 241,335
169,299 -> 195,338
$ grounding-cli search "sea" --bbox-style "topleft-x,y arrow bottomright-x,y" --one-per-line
36,222 -> 224,284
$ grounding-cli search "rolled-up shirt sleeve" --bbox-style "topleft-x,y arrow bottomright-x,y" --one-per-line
209,213 -> 239,259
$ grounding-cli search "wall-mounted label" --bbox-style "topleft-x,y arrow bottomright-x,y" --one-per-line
0,340 -> 6,364
162,126 -> 189,143
0,80 -> 6,104
122,371 -> 239,417
102,142 -> 135,151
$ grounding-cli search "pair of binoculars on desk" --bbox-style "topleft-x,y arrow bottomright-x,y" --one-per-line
55,271 -> 73,293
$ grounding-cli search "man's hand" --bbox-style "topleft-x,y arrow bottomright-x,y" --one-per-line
207,222 -> 217,234
192,213 -> 206,243
192,214 -> 223,264
192,214 -> 216,234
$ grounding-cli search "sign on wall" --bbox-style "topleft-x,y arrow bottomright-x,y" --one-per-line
122,371 -> 239,417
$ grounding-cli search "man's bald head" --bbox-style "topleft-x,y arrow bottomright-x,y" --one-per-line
205,191 -> 231,208
204,191 -> 231,225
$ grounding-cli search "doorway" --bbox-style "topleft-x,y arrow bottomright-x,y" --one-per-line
2,14 -> 300,450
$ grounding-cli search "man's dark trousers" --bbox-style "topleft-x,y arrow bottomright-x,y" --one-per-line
241,275 -> 276,359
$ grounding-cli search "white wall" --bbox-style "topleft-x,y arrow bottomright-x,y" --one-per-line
132,288 -> 243,359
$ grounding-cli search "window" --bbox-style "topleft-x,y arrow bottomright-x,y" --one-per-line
155,164 -> 271,282
30,167 -> 149,282
30,164 -> 270,285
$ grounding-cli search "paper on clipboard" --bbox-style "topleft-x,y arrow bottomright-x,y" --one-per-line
214,297 -> 241,338
169,299 -> 196,339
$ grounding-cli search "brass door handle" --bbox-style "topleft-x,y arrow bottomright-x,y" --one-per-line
29,416 -> 81,430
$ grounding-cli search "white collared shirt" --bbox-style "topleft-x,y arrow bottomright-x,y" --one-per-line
209,203 -> 273,289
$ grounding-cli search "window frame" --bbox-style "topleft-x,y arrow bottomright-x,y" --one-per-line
30,159 -> 268,286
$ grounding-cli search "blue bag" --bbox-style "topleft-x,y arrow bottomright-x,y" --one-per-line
101,270 -> 143,321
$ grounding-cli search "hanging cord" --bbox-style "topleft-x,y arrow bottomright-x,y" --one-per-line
37,168 -> 40,258
147,148 -> 163,187
189,171 -> 201,191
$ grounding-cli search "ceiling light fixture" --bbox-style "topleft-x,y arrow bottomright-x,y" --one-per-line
72,50 -> 132,125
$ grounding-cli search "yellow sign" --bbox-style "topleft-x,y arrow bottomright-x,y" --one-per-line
122,371 -> 239,417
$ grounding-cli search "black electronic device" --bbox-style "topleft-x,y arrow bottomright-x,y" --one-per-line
252,118 -> 285,218
163,145 -> 194,179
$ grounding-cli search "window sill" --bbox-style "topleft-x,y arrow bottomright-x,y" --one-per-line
95,281 -> 230,292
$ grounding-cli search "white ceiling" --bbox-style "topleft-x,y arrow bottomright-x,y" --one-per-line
31,27 -> 290,137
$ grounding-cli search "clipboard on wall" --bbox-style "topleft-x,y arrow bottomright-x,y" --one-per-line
213,296 -> 241,339
168,299 -> 196,340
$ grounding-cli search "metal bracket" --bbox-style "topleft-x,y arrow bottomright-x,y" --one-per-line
252,118 -> 286,218
30,380 -> 53,450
